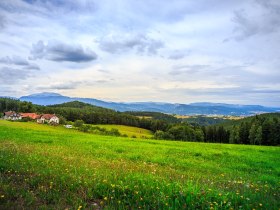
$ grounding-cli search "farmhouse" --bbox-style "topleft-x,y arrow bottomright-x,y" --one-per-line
3,111 -> 22,121
20,113 -> 40,120
37,114 -> 59,124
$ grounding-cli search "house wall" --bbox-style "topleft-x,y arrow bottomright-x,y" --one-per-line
49,117 -> 59,124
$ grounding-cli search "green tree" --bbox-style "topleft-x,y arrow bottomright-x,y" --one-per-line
255,126 -> 262,145
249,124 -> 257,144
229,126 -> 240,144
74,120 -> 84,128
19,101 -> 34,113
239,122 -> 250,144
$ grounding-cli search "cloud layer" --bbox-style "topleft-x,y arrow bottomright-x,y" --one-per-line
0,0 -> 279,106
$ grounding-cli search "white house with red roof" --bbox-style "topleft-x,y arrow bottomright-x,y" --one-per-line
20,113 -> 40,120
37,114 -> 59,124
3,111 -> 22,120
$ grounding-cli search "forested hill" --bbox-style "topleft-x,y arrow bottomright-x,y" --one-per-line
202,113 -> 280,146
219,113 -> 280,128
0,98 -> 170,132
19,92 -> 280,116
1,97 -> 279,146
124,111 -> 180,123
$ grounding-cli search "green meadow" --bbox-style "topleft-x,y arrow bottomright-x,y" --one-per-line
94,124 -> 153,138
0,120 -> 279,209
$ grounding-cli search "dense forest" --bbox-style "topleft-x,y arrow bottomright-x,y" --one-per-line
181,116 -> 231,126
124,111 -> 180,123
1,97 -> 279,146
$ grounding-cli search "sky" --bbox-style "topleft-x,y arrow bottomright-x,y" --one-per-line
0,0 -> 280,106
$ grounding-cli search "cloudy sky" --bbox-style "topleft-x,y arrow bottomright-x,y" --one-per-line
0,0 -> 280,106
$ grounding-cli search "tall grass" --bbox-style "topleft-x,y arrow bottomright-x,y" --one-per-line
0,120 -> 279,209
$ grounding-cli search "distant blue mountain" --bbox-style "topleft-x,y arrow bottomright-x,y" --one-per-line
19,92 -> 280,116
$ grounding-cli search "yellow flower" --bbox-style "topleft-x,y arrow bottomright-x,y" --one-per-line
104,197 -> 108,201
0,195 -> 4,198
259,203 -> 262,207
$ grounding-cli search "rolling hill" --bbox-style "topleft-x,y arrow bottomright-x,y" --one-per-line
19,92 -> 280,116
0,120 -> 279,209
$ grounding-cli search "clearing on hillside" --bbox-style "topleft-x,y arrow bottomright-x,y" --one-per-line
94,124 -> 153,138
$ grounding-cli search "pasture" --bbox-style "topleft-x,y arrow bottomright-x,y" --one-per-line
0,120 -> 279,209
94,124 -> 153,138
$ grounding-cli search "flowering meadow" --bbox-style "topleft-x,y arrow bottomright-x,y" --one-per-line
0,120 -> 279,209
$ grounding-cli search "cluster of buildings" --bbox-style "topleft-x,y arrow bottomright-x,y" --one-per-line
2,111 -> 59,124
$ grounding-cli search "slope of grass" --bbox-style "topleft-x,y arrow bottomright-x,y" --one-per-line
0,120 -> 279,209
94,124 -> 153,138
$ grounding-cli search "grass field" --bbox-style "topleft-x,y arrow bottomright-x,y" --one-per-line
94,124 -> 153,138
0,120 -> 279,209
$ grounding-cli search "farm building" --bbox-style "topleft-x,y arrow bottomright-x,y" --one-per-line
3,111 -> 22,121
20,113 -> 40,120
37,114 -> 59,124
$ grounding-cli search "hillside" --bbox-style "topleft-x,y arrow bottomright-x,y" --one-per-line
19,92 -> 280,116
219,113 -> 280,128
0,120 -> 279,209
94,124 -> 153,138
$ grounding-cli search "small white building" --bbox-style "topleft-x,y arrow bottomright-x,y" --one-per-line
37,114 -> 59,124
64,125 -> 73,129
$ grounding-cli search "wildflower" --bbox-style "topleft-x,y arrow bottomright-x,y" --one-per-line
77,206 -> 82,210
0,195 -> 4,198
221,174 -> 225,177
104,197 -> 108,201
259,203 -> 262,207
219,193 -> 222,196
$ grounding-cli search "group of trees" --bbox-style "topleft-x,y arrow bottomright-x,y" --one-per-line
0,98 -> 169,132
73,120 -> 122,137
227,116 -> 280,146
154,123 -> 204,142
0,98 -> 35,113
201,114 -> 280,146
1,97 -> 279,146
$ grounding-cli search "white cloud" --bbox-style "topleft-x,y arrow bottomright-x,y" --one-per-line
0,0 -> 279,106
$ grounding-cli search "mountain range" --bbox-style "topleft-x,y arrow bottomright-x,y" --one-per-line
18,92 -> 280,116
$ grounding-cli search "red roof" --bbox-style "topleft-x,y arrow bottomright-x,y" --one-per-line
20,113 -> 40,119
4,111 -> 18,117
41,114 -> 57,120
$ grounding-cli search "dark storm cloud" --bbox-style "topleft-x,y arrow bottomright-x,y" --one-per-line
0,56 -> 40,70
30,40 -> 98,62
99,34 -> 164,55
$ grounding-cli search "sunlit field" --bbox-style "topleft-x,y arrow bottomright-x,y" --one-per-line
94,124 -> 153,138
0,120 -> 279,209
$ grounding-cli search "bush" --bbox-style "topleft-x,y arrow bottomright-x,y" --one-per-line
74,120 -> 84,128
